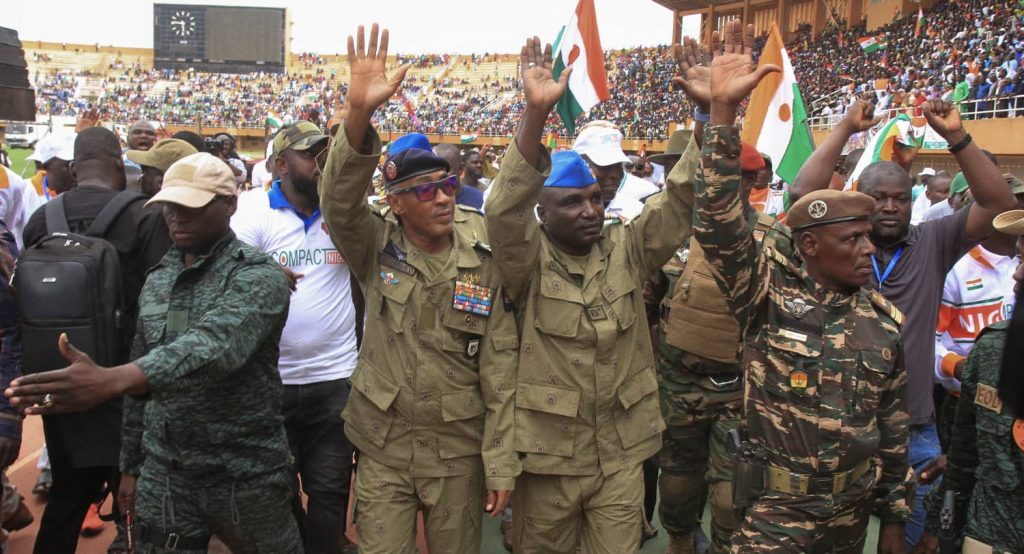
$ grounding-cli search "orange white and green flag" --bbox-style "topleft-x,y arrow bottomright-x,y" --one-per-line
551,0 -> 611,135
915,7 -> 925,37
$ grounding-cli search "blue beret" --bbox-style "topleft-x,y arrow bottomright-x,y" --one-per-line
384,144 -> 450,188
388,133 -> 433,157
544,151 -> 598,188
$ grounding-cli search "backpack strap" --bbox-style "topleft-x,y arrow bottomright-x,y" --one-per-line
85,191 -> 146,238
45,195 -> 71,234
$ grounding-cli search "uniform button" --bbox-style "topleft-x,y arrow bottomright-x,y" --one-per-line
881,348 -> 893,361
420,393 -> 429,401
446,368 -> 456,379
523,342 -> 534,354
465,314 -> 473,324
428,290 -> 437,301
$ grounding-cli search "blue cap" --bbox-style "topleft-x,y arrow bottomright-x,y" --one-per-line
384,133 -> 450,187
544,151 -> 598,188
388,133 -> 433,157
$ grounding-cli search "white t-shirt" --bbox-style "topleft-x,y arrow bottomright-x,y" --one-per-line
0,167 -> 44,250
231,184 -> 358,384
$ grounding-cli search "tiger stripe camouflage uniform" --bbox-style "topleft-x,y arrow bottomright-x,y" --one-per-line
694,124 -> 913,553
484,136 -> 696,554
924,321 -> 1024,553
650,212 -> 793,554
120,233 -> 301,554
319,124 -> 520,554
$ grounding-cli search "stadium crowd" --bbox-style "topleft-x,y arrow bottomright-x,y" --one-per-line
1,5 -> 1024,554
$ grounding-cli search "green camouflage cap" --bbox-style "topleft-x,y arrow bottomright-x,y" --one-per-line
272,121 -> 327,156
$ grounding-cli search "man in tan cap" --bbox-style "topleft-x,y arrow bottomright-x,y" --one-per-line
126,138 -> 198,198
5,151 -> 302,553
694,20 -> 911,553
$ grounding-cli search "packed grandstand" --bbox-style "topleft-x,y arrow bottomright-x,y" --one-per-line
24,0 -> 1024,140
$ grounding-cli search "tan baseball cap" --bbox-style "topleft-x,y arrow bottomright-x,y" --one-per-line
145,152 -> 237,208
993,210 -> 1024,236
127,139 -> 198,172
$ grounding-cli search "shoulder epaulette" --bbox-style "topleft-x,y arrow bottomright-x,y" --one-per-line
456,204 -> 484,216
869,290 -> 904,326
766,247 -> 789,267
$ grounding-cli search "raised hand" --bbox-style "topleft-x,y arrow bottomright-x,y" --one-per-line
922,99 -> 964,141
840,100 -> 883,134
671,36 -> 711,110
345,24 -> 409,115
75,107 -> 101,133
709,19 -> 781,124
521,36 -> 571,115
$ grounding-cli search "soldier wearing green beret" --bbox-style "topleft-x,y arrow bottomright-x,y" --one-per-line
695,21 -> 912,553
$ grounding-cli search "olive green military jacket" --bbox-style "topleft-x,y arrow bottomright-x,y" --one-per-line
120,233 -> 294,481
694,125 -> 913,522
319,125 -> 521,491
483,137 -> 699,477
925,322 -> 1024,551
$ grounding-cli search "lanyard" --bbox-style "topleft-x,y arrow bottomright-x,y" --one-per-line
42,175 -> 51,200
872,246 -> 904,290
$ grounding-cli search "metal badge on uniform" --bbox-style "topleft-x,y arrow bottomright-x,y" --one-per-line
385,161 -> 398,181
753,229 -> 766,243
790,370 -> 809,390
586,306 -> 607,321
380,272 -> 400,285
453,273 -> 494,317
777,328 -> 808,342
467,339 -> 480,358
808,200 -> 828,219
1013,419 -> 1024,453
975,383 -> 1003,413
784,298 -> 813,319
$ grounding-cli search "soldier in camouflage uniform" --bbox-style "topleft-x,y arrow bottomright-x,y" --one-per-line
318,26 -> 519,554
485,37 -> 695,554
917,211 -> 1024,554
695,21 -> 912,553
6,151 -> 302,553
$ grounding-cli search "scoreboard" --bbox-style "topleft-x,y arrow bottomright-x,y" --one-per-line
153,4 -> 287,74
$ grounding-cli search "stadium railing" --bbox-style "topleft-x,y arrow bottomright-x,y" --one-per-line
806,94 -> 1024,131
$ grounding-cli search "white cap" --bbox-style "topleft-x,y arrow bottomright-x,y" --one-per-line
918,167 -> 936,176
572,121 -> 629,167
27,132 -> 76,164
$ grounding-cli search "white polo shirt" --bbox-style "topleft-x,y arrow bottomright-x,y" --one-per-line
231,182 -> 358,385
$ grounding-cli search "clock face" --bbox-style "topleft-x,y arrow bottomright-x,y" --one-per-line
169,11 -> 196,37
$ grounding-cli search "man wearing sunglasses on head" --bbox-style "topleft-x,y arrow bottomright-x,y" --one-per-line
317,24 -> 520,554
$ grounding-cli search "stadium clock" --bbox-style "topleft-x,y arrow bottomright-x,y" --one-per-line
170,11 -> 196,37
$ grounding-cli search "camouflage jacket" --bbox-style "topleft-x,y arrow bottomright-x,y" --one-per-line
120,232 -> 293,481
319,126 -> 520,491
482,136 -> 698,476
694,125 -> 912,522
924,322 -> 1024,551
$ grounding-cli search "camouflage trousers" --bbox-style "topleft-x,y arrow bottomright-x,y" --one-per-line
134,465 -> 301,554
352,454 -> 484,554
657,367 -> 741,554
730,460 -> 881,553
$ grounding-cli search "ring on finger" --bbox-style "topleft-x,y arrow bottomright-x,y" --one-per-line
42,394 -> 55,409
528,62 -> 537,68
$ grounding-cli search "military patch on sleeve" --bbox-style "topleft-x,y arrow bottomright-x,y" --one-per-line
975,383 -> 1003,413
753,229 -> 767,243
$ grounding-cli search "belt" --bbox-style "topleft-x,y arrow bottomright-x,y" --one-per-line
136,522 -> 210,551
765,459 -> 871,496
963,536 -> 1014,554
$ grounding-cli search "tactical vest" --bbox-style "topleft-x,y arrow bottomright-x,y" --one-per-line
664,212 -> 778,365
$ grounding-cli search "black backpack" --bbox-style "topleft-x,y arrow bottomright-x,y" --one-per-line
13,191 -> 144,373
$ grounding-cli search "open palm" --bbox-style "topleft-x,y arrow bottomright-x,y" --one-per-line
672,37 -> 711,109
710,20 -> 780,108
346,24 -> 409,113
521,36 -> 570,113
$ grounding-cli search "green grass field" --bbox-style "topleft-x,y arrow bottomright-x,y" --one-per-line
6,147 -> 33,179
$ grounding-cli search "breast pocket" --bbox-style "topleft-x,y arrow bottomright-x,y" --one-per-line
344,361 -> 400,449
514,381 -> 580,458
614,367 -> 666,449
601,272 -> 637,331
440,304 -> 489,355
534,276 -> 585,339
852,348 -> 895,420
378,273 -> 416,333
137,304 -> 168,349
763,327 -> 823,410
